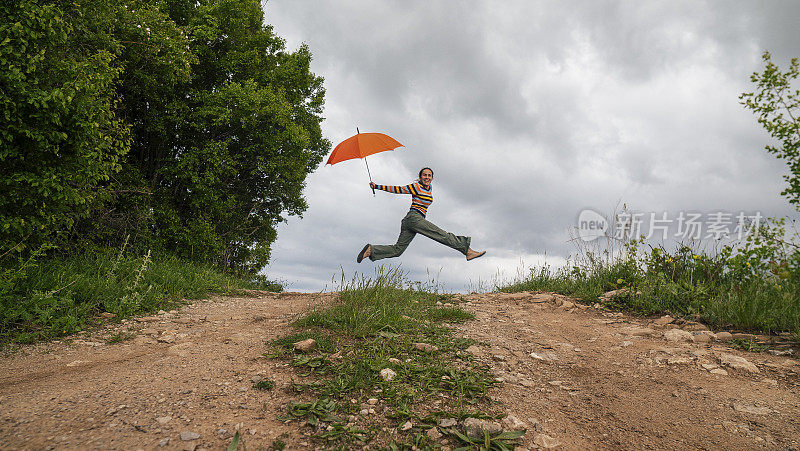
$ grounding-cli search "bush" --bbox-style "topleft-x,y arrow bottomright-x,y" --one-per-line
0,242 -> 270,344
501,219 -> 800,335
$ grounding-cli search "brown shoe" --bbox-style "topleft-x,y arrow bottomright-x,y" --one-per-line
466,248 -> 486,261
357,244 -> 371,263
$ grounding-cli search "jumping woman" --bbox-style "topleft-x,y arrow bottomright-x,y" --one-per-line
357,167 -> 486,263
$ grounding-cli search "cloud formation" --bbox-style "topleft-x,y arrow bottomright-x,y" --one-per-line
262,1 -> 800,291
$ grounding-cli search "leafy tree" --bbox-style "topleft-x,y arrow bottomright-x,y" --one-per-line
107,0 -> 330,273
0,0 -> 130,257
2,0 -> 328,276
741,51 -> 800,209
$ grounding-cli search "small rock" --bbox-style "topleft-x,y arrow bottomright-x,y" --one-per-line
427,426 -> 443,440
463,418 -> 502,439
691,333 -> 711,344
400,421 -> 413,431
714,332 -> 733,342
367,398 -> 379,405
138,316 -> 161,322
465,345 -> 482,355
180,431 -> 200,441
413,342 -> 438,353
667,357 -> 691,365
106,404 -> 126,415
157,334 -> 176,344
682,321 -> 709,332
768,349 -> 793,356
628,327 -> 657,337
761,378 -> 778,387
653,315 -> 674,326
664,328 -> 693,342
158,437 -> 170,447
561,301 -> 575,309
217,429 -> 227,437
620,341 -> 633,347
733,402 -> 772,415
719,353 -> 760,373
100,312 -> 116,318
502,415 -> 527,430
701,363 -> 719,370
439,418 -> 458,428
529,352 -> 559,362
379,368 -> 397,381
293,339 -> 316,352
155,416 -> 172,425
602,288 -> 629,298
710,368 -> 728,376
533,433 -> 561,449
388,358 -> 401,364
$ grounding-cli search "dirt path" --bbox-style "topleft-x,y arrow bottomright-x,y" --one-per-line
1,291 -> 799,450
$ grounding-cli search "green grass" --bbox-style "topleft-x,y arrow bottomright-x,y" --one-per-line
253,379 -> 276,391
267,266 -> 512,449
500,233 -> 800,337
105,330 -> 136,344
1,245 -> 281,345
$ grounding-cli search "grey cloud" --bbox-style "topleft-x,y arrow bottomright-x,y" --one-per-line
264,1 -> 800,292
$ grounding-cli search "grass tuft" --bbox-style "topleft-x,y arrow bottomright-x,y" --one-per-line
500,221 -> 800,337
267,266 -> 502,448
1,245 -> 281,345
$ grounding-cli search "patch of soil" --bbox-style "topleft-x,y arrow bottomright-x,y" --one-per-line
1,290 -> 798,450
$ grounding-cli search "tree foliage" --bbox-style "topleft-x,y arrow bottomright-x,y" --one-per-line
99,0 -> 330,273
0,0 -> 130,255
2,0 -> 330,274
741,51 -> 800,209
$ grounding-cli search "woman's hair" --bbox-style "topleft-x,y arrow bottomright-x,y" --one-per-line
418,167 -> 434,178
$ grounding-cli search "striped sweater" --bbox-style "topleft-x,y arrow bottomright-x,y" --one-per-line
375,182 -> 433,217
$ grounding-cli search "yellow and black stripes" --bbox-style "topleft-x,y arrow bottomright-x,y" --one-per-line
375,182 -> 433,217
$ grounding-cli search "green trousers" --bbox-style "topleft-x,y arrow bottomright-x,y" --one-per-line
369,210 -> 471,261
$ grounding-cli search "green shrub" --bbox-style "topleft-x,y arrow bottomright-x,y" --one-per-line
501,219 -> 800,335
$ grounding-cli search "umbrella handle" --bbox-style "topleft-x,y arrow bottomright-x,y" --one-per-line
365,157 -> 376,196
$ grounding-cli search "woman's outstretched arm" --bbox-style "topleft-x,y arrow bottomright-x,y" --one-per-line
370,182 -> 419,195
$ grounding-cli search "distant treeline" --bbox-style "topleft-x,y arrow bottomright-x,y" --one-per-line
1,0 -> 330,274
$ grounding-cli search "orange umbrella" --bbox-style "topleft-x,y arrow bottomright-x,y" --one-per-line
326,128 -> 403,194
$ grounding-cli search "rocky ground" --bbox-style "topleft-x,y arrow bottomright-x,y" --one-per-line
1,290 -> 798,450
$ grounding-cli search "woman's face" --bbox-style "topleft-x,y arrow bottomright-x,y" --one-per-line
420,169 -> 433,186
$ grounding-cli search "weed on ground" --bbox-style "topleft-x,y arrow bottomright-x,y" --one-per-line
264,266 -> 519,449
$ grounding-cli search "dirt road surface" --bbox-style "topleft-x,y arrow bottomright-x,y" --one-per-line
1,291 -> 798,450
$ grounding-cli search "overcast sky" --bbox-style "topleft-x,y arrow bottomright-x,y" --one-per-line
260,1 -> 800,292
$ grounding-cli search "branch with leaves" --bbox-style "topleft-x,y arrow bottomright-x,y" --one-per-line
740,51 -> 800,209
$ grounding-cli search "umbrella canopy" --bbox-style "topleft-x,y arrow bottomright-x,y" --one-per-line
326,132 -> 403,165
